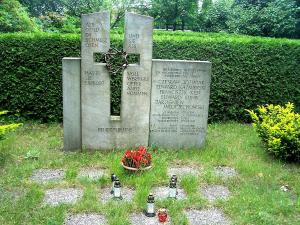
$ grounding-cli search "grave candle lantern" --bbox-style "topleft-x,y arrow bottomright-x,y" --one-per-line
113,180 -> 122,199
171,175 -> 178,195
158,208 -> 168,223
111,174 -> 117,194
145,193 -> 155,217
171,175 -> 177,183
169,180 -> 177,198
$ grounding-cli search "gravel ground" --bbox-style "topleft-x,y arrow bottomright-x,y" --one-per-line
152,186 -> 187,200
185,208 -> 231,225
214,166 -> 237,178
77,168 -> 108,180
64,213 -> 108,225
30,169 -> 65,183
200,185 -> 230,202
167,165 -> 200,178
43,188 -> 83,206
99,186 -> 135,203
130,212 -> 171,225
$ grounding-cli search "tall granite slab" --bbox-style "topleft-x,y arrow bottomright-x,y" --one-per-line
63,58 -> 81,151
81,12 -> 153,149
149,60 -> 212,148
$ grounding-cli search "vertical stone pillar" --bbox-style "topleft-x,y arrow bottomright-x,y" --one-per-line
63,57 -> 81,151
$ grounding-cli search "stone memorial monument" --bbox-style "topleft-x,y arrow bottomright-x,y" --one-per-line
63,11 -> 211,151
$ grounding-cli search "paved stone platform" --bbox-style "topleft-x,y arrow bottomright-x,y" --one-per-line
185,208 -> 231,225
65,213 -> 107,225
167,165 -> 200,178
99,186 -> 135,203
77,168 -> 108,180
130,212 -> 171,225
200,185 -> 230,202
152,186 -> 187,200
43,188 -> 83,206
30,169 -> 65,183
214,166 -> 237,178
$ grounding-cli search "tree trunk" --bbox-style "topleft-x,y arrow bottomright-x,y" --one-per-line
173,22 -> 177,31
181,20 -> 185,31
111,12 -> 124,29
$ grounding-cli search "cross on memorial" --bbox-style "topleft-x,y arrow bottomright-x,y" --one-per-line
94,49 -> 140,116
80,11 -> 153,149
62,11 -> 212,151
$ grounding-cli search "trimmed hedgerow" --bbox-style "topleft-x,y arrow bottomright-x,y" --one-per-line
0,32 -> 299,122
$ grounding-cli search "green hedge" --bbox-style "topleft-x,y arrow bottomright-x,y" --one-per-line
0,32 -> 299,122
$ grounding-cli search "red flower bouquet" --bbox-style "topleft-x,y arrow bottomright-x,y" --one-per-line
121,146 -> 152,170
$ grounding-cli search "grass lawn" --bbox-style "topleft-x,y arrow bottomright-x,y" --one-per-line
0,122 -> 299,225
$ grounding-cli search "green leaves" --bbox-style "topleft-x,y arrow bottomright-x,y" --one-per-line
0,32 -> 299,123
247,103 -> 300,162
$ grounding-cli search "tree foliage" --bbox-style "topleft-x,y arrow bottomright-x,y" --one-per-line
19,0 -> 64,16
198,0 -> 299,38
0,0 -> 39,32
228,0 -> 299,38
150,0 -> 198,30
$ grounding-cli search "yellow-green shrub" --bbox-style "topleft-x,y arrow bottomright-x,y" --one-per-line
0,111 -> 22,140
247,103 -> 300,162
0,111 -> 22,166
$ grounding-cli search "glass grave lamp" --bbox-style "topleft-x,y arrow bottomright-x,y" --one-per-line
169,180 -> 177,198
171,174 -> 177,183
111,174 -> 117,194
145,193 -> 155,217
171,174 -> 178,195
113,180 -> 123,199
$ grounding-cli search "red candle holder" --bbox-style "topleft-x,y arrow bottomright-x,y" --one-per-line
158,208 -> 168,223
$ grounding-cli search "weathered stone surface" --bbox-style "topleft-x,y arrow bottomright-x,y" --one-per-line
214,166 -> 237,178
43,188 -> 83,206
150,59 -> 211,148
152,186 -> 187,200
81,12 -> 153,149
167,165 -> 201,178
77,168 -> 108,180
63,58 -> 81,151
30,169 -> 65,183
185,208 -> 231,225
130,212 -> 171,225
65,213 -> 108,225
99,186 -> 135,203
200,185 -> 230,202
63,12 -> 213,150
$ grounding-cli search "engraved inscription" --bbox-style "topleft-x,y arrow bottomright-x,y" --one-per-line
126,70 -> 148,96
151,63 -> 209,137
83,22 -> 108,48
98,127 -> 133,132
82,71 -> 105,85
126,33 -> 139,50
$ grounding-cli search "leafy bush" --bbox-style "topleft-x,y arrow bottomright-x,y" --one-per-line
0,111 -> 22,166
228,0 -> 299,38
197,0 -> 299,39
0,111 -> 22,140
247,103 -> 300,162
0,0 -> 39,33
37,13 -> 80,33
0,32 -> 299,122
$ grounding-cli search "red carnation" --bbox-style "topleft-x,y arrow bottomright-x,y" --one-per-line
121,146 -> 152,169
